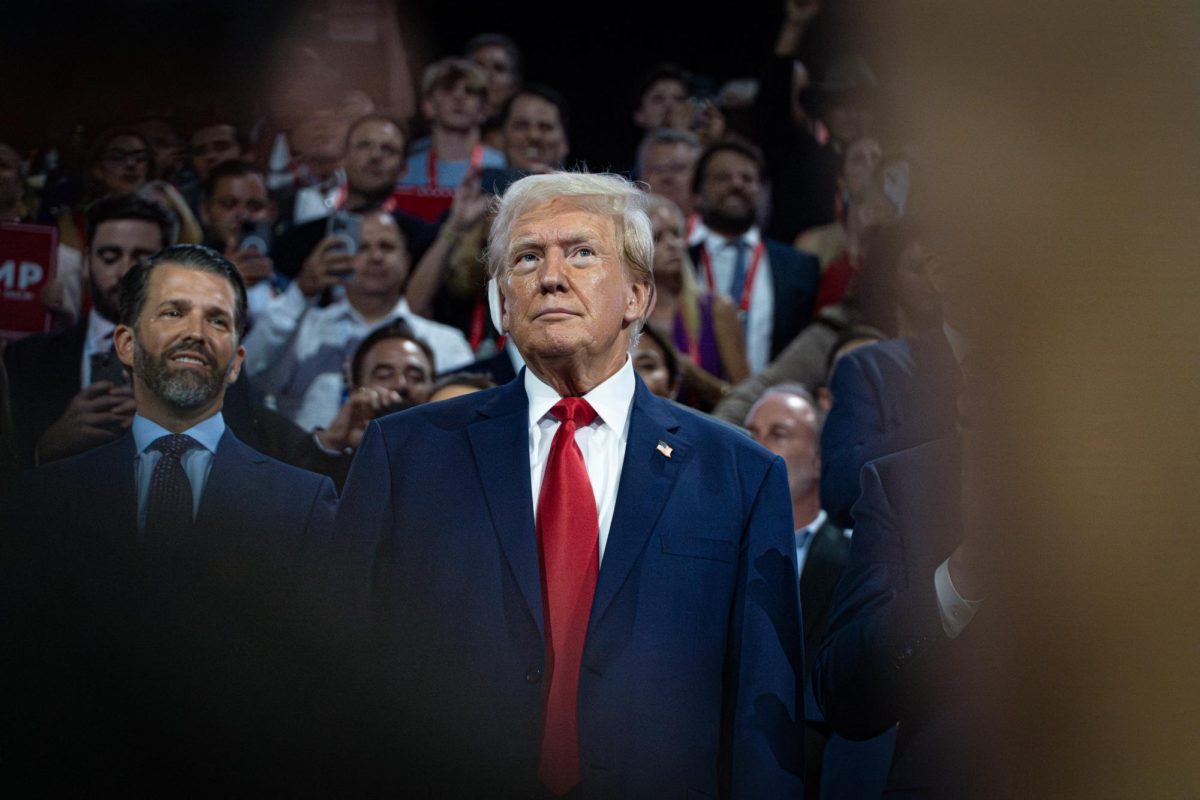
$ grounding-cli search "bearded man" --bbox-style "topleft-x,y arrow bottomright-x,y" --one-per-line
3,244 -> 336,793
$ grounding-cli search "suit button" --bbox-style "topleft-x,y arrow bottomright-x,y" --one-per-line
525,666 -> 543,684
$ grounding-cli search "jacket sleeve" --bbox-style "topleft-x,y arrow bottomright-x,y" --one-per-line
723,456 -> 806,798
813,462 -> 947,740
820,352 -> 883,528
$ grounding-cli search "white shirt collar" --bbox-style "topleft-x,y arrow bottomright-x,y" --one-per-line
704,225 -> 761,250
86,308 -> 117,350
132,411 -> 226,455
338,294 -> 414,327
797,508 -> 827,537
942,320 -> 970,368
524,357 -> 636,434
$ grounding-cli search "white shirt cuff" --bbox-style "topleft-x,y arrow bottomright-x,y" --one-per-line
935,558 -> 982,639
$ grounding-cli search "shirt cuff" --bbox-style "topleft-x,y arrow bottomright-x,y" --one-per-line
312,429 -> 352,456
934,558 -> 982,639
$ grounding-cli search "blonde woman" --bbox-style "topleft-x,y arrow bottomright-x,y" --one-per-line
645,194 -> 749,384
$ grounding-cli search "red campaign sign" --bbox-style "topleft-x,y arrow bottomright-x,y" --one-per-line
0,222 -> 57,342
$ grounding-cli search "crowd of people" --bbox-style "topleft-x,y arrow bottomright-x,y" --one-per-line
0,2 -> 992,797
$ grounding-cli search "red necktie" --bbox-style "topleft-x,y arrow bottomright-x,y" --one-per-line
536,397 -> 600,795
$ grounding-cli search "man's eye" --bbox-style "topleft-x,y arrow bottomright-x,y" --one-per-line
574,247 -> 594,258
163,309 -> 180,318
211,317 -> 229,328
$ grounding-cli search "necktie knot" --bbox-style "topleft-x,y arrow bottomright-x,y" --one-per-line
149,433 -> 200,460
549,397 -> 597,429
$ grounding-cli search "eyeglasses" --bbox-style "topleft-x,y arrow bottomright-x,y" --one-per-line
100,148 -> 149,165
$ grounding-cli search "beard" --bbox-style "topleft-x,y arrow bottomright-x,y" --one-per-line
134,336 -> 233,411
703,197 -> 756,235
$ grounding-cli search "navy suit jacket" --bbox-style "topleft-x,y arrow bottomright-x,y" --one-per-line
689,238 -> 820,362
819,327 -> 962,528
3,428 -> 337,794
333,372 -> 806,798
814,438 -> 983,798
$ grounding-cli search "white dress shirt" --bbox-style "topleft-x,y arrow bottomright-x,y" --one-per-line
525,358 -> 636,563
794,509 -> 829,577
131,412 -> 225,531
80,308 -> 117,387
243,281 -> 475,431
698,226 -> 775,373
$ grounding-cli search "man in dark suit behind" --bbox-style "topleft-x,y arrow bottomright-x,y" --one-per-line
745,385 -> 894,799
334,172 -> 805,797
3,194 -> 167,466
688,139 -> 821,374
814,434 -> 991,798
2,245 -> 337,794
819,323 -> 964,528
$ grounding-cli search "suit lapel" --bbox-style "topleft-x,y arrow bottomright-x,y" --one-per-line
799,522 -> 849,645
466,377 -> 544,639
588,381 -> 689,631
194,429 -> 267,537
94,434 -> 139,540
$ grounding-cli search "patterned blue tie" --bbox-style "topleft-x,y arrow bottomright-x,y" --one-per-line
144,434 -> 199,543
728,239 -> 748,300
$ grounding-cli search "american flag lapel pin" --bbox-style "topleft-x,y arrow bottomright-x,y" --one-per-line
656,440 -> 673,458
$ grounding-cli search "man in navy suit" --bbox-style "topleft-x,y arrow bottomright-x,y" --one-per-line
335,172 -> 805,797
814,434 -> 991,798
688,139 -> 821,373
3,245 -> 337,793
819,324 -> 964,528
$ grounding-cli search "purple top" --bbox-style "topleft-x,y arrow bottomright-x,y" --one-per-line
672,293 -> 724,379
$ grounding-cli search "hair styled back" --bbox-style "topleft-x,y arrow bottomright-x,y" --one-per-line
484,171 -> 657,344
118,244 -> 248,339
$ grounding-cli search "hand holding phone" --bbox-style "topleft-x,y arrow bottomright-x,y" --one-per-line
297,236 -> 356,297
326,210 -> 362,256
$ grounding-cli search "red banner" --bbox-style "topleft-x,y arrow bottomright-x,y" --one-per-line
0,222 -> 57,342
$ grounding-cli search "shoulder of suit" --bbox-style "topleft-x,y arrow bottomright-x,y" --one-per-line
843,334 -> 919,374
868,436 -> 961,485
28,433 -> 133,482
4,322 -> 83,364
376,383 -> 508,435
221,429 -> 332,491
658,397 -> 779,467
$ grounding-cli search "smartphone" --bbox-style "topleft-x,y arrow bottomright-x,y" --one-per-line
239,218 -> 273,254
90,351 -> 129,386
326,210 -> 362,257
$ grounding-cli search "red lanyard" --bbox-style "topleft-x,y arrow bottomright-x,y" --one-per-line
700,240 -> 765,313
427,143 -> 484,189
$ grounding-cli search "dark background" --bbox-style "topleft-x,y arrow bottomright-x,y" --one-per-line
3,0 -> 866,168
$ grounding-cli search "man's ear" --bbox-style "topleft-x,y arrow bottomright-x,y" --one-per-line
489,278 -> 508,334
226,344 -> 246,386
113,324 -> 135,369
198,201 -> 211,227
624,279 -> 653,327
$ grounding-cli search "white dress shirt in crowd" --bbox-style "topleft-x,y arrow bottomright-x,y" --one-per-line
79,308 -> 117,387
242,281 -> 474,432
698,226 -> 775,373
131,412 -> 224,531
526,358 -> 635,563
794,509 -> 829,577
